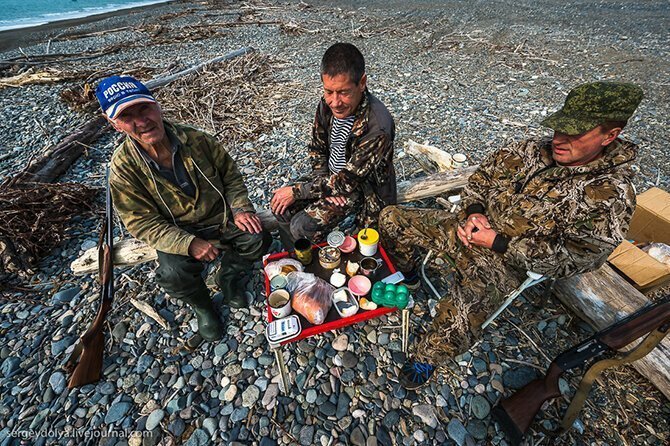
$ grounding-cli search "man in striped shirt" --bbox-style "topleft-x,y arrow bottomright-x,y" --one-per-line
270,43 -> 397,248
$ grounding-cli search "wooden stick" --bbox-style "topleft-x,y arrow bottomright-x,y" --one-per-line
130,298 -> 169,330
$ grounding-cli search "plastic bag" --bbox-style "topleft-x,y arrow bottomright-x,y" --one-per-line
642,243 -> 670,265
286,272 -> 334,325
264,258 -> 303,280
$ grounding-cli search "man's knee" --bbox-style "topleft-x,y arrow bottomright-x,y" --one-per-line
155,253 -> 206,297
379,205 -> 401,230
379,205 -> 398,221
289,211 -> 321,240
235,230 -> 272,261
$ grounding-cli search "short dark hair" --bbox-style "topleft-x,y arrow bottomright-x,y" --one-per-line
320,43 -> 365,84
601,120 -> 627,132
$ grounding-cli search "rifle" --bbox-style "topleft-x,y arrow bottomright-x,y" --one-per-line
492,295 -> 670,445
64,171 -> 114,388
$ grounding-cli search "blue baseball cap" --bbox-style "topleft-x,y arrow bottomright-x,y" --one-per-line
95,75 -> 157,119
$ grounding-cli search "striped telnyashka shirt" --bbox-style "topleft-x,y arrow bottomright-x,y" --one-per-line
328,116 -> 355,173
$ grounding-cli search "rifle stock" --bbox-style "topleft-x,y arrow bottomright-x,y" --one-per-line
493,295 -> 669,445
66,171 -> 114,388
493,363 -> 563,446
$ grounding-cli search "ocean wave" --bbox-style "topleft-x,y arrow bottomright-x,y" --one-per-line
0,0 -> 172,32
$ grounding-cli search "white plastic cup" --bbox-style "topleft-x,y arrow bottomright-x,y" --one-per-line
453,153 -> 467,167
269,289 -> 291,319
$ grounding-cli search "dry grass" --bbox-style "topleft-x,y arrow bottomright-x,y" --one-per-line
0,182 -> 97,277
155,52 -> 296,146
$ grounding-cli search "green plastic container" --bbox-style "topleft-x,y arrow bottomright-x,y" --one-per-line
371,282 -> 409,309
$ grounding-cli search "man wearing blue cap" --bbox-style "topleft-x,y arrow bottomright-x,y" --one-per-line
96,75 -> 270,342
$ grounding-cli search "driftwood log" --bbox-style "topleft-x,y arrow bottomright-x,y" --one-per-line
70,166 -> 477,274
10,47 -> 253,186
553,264 -> 670,399
405,139 -> 456,173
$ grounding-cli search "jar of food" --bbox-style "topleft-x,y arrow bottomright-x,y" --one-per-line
319,246 -> 341,269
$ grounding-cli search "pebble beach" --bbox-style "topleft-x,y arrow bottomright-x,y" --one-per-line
1,1 -> 669,445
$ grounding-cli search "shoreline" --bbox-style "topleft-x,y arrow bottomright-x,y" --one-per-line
0,0 -> 179,53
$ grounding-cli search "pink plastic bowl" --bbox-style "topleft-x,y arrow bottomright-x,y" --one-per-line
348,275 -> 371,296
339,236 -> 357,254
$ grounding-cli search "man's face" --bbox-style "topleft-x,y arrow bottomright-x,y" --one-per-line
109,102 -> 166,147
322,73 -> 367,119
551,125 -> 619,166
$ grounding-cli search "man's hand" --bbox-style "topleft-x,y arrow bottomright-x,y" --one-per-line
188,237 -> 220,261
271,186 -> 295,215
325,196 -> 347,207
457,214 -> 497,249
234,211 -> 263,234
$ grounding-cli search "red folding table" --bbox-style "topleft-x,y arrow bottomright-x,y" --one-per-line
263,241 -> 410,393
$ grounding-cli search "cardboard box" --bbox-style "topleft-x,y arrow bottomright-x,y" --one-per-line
608,187 -> 670,292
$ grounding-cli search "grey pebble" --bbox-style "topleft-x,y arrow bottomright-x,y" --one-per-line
470,395 -> 491,419
145,409 -> 164,431
105,401 -> 132,424
447,418 -> 469,446
185,428 -> 209,446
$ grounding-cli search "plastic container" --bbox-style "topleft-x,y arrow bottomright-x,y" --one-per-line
348,275 -> 372,297
371,282 -> 409,309
358,228 -> 379,256
331,287 -> 359,317
339,236 -> 357,254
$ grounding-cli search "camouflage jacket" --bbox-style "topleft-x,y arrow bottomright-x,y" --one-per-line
109,121 -> 255,256
460,137 -> 637,279
292,90 -> 397,226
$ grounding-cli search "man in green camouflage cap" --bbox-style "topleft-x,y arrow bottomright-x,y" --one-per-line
380,81 -> 643,389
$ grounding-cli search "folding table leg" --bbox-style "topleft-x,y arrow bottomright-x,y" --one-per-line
273,346 -> 290,395
401,309 -> 410,353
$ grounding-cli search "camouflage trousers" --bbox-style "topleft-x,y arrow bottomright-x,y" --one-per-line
379,205 -> 526,364
274,190 -> 363,249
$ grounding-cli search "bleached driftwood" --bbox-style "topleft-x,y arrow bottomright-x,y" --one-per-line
130,298 -> 169,330
405,139 -> 455,172
553,263 -> 670,399
70,237 -> 156,274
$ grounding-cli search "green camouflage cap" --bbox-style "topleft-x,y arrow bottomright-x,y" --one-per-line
541,82 -> 643,135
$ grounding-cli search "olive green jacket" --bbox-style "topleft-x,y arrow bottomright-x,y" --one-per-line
109,121 -> 254,256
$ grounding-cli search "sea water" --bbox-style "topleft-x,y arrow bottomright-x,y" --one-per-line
0,0 -> 172,31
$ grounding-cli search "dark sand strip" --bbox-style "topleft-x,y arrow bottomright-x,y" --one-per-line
0,0 -> 178,53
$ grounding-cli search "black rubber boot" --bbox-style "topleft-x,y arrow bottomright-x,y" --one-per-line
215,257 -> 251,309
180,291 -> 223,342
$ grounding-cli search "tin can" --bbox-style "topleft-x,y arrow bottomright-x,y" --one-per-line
318,246 -> 341,269
294,238 -> 313,265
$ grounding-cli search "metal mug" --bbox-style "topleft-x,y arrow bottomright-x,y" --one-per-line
359,257 -> 383,277
268,289 -> 291,319
294,238 -> 313,266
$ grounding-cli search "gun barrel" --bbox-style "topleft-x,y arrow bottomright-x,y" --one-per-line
601,299 -> 670,350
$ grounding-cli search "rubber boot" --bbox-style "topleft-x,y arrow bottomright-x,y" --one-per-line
216,259 -> 250,309
180,291 -> 223,342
